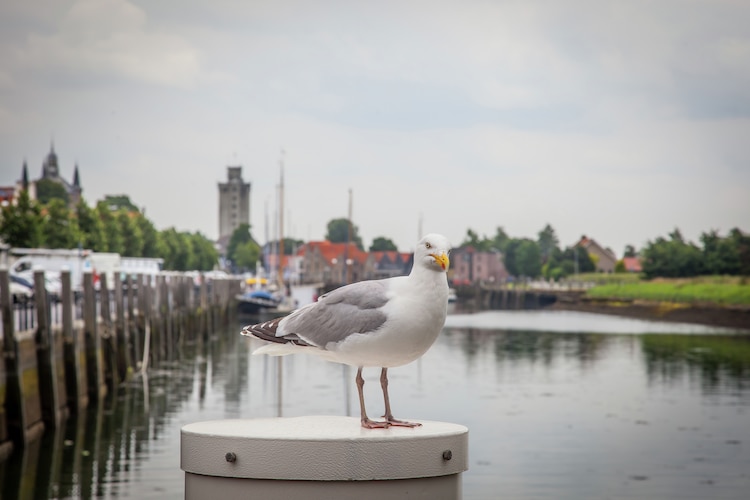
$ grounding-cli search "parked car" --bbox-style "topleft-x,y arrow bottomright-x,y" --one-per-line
7,274 -> 35,303
45,273 -> 63,302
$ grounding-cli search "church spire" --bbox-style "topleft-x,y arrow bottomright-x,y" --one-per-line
73,163 -> 81,187
21,159 -> 29,190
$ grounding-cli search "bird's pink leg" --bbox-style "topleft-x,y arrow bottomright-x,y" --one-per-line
381,367 -> 421,427
356,367 -> 389,429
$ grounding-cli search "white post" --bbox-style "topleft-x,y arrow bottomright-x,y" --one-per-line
182,416 -> 468,500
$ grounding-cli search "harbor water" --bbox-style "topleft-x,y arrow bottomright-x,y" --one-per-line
2,309 -> 749,499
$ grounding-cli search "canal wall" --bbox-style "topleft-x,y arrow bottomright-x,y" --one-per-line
456,284 -> 581,311
0,268 -> 241,458
461,284 -> 750,330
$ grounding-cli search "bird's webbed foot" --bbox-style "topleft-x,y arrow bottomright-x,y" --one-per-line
361,417 -> 391,429
384,414 -> 422,428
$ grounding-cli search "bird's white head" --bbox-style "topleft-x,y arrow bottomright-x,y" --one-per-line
416,233 -> 451,273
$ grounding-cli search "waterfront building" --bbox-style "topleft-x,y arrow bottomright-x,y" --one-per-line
450,246 -> 508,286
577,235 -> 617,273
217,166 -> 251,251
13,143 -> 83,208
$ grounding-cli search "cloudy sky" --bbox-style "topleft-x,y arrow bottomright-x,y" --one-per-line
1,0 -> 748,255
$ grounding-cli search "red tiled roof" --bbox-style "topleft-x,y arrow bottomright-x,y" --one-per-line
622,257 -> 642,272
370,251 -> 410,264
301,241 -> 369,264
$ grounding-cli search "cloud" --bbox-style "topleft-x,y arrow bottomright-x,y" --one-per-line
9,0 -> 202,89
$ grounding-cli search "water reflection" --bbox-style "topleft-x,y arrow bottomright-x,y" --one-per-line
642,334 -> 750,392
1,312 -> 749,499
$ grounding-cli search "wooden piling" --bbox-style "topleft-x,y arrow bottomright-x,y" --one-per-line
99,274 -> 120,388
1,268 -> 241,456
113,272 -> 132,381
0,268 -> 15,458
126,274 -> 139,369
34,270 -> 69,428
83,272 -> 107,400
61,269 -> 88,412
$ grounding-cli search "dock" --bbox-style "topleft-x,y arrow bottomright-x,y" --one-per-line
0,268 -> 242,458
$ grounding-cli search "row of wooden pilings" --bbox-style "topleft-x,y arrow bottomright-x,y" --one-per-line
0,268 -> 242,460
456,284 -> 583,310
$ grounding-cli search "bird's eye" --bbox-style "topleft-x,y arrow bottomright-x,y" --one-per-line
425,242 -> 432,249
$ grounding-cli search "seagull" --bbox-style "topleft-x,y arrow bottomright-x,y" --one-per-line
241,233 -> 451,429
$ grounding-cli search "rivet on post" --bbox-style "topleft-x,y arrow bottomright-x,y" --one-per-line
442,450 -> 452,461
225,452 -> 237,463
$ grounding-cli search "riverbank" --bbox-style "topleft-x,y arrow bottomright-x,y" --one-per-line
551,297 -> 750,330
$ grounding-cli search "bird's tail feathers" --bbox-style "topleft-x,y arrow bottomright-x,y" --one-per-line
241,317 -> 284,343
241,316 -> 312,350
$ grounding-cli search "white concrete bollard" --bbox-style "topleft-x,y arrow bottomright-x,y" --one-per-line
181,416 -> 469,500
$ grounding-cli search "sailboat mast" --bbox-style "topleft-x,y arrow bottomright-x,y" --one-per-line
278,150 -> 285,287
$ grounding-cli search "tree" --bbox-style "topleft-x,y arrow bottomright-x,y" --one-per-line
227,223 -> 252,258
234,240 -> 261,271
76,199 -> 106,251
728,228 -> 750,276
558,246 -> 595,275
701,230 -> 740,275
516,239 -> 542,278
135,214 -> 160,257
537,224 -> 559,264
36,178 -> 69,205
641,228 -> 704,278
461,228 -> 492,251
43,198 -> 80,248
492,227 -> 510,252
102,194 -> 140,212
0,190 -> 44,247
225,224 -> 261,271
159,228 -> 190,270
96,201 -> 124,253
326,218 -> 363,250
504,238 -> 542,278
370,236 -> 397,251
189,232 -> 219,270
117,210 -> 144,257
623,245 -> 637,258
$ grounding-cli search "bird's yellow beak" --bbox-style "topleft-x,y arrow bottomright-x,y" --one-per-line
431,252 -> 450,271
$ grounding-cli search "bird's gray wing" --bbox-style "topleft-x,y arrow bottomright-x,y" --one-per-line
280,279 -> 390,348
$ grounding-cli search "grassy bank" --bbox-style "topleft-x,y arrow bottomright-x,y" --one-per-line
586,276 -> 750,306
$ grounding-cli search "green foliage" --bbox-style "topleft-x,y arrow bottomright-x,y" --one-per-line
234,240 -> 261,271
642,229 -> 705,278
159,228 -> 189,270
136,215 -> 160,257
225,223 -> 263,271
370,236 -> 397,251
701,230 -> 740,275
615,259 -> 626,273
226,224 -> 264,271
587,278 -> 750,306
188,232 -> 219,271
504,238 -> 542,278
35,178 -> 69,205
326,218 -> 363,250
623,245 -> 637,258
0,190 -> 44,247
492,227 -> 510,252
43,198 -> 80,248
537,223 -> 559,264
96,201 -> 124,253
118,211 -> 144,257
102,194 -> 140,212
76,199 -> 106,250
158,228 -> 218,271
